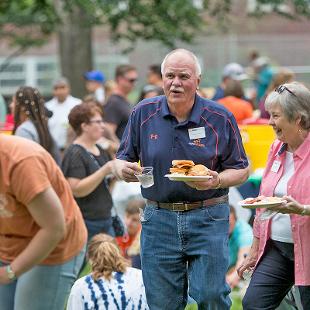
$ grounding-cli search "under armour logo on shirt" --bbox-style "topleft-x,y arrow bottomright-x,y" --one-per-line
150,134 -> 159,140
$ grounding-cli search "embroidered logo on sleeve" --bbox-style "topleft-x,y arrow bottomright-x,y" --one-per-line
0,194 -> 13,217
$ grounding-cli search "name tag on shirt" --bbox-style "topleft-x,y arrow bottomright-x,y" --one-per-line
188,127 -> 206,140
271,160 -> 281,173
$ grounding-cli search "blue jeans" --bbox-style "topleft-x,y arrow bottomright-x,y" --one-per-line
140,202 -> 231,310
0,245 -> 86,310
243,239 -> 310,310
84,217 -> 115,242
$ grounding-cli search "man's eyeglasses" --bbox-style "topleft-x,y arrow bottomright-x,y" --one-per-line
124,77 -> 138,84
275,85 -> 297,97
89,119 -> 104,125
54,85 -> 66,90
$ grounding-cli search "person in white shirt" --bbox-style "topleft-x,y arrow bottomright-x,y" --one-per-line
45,77 -> 81,150
67,233 -> 149,310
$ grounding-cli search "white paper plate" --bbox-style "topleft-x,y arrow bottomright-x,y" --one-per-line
239,200 -> 284,209
164,174 -> 213,182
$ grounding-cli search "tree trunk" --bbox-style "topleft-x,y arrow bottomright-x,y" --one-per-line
56,2 -> 93,99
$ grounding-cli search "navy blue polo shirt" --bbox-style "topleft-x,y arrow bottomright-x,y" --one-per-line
117,95 -> 248,203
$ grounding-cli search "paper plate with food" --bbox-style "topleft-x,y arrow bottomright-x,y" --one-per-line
239,196 -> 285,209
165,160 -> 213,182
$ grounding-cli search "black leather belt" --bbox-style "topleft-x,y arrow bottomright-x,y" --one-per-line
147,195 -> 228,212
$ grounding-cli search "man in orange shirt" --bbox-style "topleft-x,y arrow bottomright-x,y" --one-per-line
0,134 -> 87,310
218,79 -> 253,124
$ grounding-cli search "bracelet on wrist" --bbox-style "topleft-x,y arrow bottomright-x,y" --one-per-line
301,205 -> 308,216
6,265 -> 17,281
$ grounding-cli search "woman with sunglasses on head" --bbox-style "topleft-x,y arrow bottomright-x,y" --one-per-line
11,86 -> 61,165
62,102 -> 118,241
238,81 -> 310,309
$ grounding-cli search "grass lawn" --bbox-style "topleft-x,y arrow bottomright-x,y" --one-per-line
78,262 -> 91,277
184,292 -> 242,310
79,264 -> 243,310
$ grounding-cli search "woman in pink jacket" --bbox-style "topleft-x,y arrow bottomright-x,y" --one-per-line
238,81 -> 310,309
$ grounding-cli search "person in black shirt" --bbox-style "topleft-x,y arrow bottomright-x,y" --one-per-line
62,102 -> 117,241
104,64 -> 138,140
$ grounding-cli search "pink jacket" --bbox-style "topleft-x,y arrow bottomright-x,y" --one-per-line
253,133 -> 310,285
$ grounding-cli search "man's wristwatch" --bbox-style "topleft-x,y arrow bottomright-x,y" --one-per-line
214,176 -> 222,189
6,265 -> 17,281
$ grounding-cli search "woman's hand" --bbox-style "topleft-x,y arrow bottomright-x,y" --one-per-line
237,237 -> 259,279
226,270 -> 241,289
237,253 -> 257,280
0,266 -> 13,284
269,196 -> 306,215
68,160 -> 118,197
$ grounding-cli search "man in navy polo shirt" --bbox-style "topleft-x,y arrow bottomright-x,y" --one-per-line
114,49 -> 249,309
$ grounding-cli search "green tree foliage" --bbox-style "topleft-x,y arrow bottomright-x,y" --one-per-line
103,0 -> 205,49
1,0 -> 310,51
0,0 -> 206,50
0,0 -> 58,48
1,0 -> 310,96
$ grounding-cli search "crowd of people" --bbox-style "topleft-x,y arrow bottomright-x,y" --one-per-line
0,48 -> 309,310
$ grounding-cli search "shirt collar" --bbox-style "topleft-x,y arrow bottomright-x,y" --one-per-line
277,143 -> 287,156
294,132 -> 310,159
160,94 -> 203,125
188,95 -> 204,125
161,97 -> 171,118
277,132 -> 310,159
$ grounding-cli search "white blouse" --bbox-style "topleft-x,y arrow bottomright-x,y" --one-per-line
271,151 -> 294,243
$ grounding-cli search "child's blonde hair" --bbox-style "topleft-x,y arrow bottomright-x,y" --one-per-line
88,233 -> 130,281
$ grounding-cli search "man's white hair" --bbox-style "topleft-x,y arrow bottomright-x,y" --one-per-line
161,49 -> 202,77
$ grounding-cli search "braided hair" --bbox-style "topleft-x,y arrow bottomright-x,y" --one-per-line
13,86 -> 55,155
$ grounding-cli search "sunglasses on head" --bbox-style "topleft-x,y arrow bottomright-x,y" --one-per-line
275,85 -> 297,97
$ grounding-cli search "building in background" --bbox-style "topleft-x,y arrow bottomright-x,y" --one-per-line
0,0 -> 310,99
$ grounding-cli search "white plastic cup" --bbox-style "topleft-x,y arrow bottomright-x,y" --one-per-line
134,166 -> 154,188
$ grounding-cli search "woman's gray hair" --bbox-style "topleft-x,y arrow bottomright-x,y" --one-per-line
161,49 -> 202,77
265,81 -> 310,130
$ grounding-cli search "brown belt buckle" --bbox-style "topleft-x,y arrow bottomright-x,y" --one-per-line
172,202 -> 188,211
